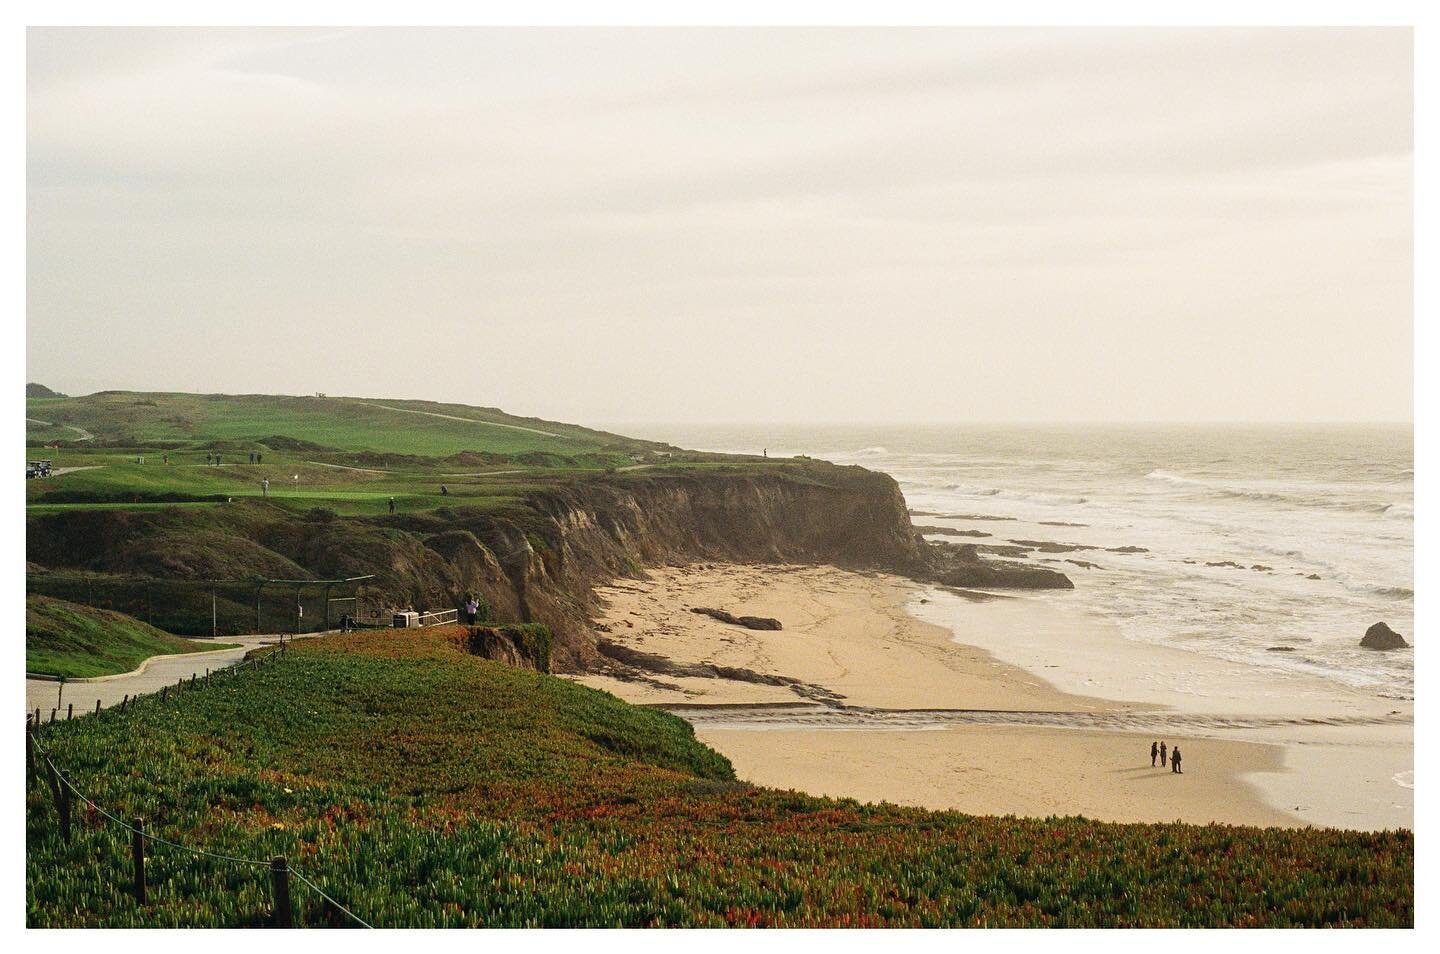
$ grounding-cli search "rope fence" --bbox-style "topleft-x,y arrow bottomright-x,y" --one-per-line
26,649 -> 375,929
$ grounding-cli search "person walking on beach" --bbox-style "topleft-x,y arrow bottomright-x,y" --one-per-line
1171,746 -> 1183,774
388,496 -> 396,513
1159,741 -> 1167,767
1151,741 -> 1159,767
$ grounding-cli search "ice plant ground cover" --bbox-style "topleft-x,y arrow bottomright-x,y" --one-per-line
26,631 -> 1413,927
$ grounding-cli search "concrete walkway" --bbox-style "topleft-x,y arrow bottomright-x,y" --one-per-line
25,634 -> 297,721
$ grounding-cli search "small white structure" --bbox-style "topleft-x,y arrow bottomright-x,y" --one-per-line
392,611 -> 420,628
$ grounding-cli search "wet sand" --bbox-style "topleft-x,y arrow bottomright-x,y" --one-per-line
569,563 -> 1415,829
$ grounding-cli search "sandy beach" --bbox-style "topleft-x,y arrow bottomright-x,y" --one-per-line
572,563 -> 1412,830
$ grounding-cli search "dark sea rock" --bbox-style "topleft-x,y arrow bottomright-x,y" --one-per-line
909,510 -> 1016,521
1360,622 -> 1409,651
915,525 -> 992,538
931,544 -> 1073,589
1266,646 -> 1296,653
972,543 -> 1034,558
691,607 -> 783,630
1107,546 -> 1149,554
1007,539 -> 1099,554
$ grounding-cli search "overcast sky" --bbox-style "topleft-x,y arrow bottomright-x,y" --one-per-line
27,27 -> 1412,426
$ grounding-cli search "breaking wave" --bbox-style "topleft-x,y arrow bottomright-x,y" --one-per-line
1145,469 -> 1410,516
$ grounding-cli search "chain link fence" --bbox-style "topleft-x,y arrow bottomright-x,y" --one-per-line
26,572 -> 377,637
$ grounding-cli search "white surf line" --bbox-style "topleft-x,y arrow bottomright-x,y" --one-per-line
351,400 -> 566,439
666,705 -> 1414,733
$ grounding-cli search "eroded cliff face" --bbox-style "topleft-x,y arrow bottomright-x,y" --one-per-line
26,463 -> 1070,673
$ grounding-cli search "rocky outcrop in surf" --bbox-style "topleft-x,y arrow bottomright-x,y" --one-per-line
1360,621 -> 1409,650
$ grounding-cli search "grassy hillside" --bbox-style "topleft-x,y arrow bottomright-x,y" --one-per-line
24,390 -> 769,519
26,594 -> 236,678
26,391 -> 664,457
26,630 -> 1413,927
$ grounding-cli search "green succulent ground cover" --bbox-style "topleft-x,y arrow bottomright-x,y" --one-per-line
26,595 -> 238,679
26,631 -> 1413,928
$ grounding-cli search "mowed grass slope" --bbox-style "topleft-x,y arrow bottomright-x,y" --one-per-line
23,390 -> 781,518
26,631 -> 1413,928
25,391 -> 662,457
26,594 -> 236,678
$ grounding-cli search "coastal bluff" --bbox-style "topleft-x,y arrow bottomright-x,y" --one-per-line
26,461 -> 1070,672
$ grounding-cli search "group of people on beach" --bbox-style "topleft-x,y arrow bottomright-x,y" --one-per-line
1151,740 -> 1183,773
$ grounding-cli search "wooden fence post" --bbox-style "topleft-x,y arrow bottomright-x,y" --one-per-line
95,699 -> 101,715
50,708 -> 57,723
66,703 -> 73,721
58,771 -> 71,844
270,856 -> 294,928
132,817 -> 147,904
26,722 -> 35,788
43,756 -> 61,816
44,760 -> 70,844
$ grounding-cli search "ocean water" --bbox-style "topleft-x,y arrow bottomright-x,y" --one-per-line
629,423 -> 1414,700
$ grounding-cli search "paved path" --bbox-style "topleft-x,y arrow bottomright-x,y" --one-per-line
351,400 -> 564,438
27,418 -> 95,441
25,634 -> 293,720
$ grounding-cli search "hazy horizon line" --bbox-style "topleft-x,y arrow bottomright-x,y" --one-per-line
25,383 -> 1413,431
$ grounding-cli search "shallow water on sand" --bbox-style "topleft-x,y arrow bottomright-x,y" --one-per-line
626,423 -> 1414,701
